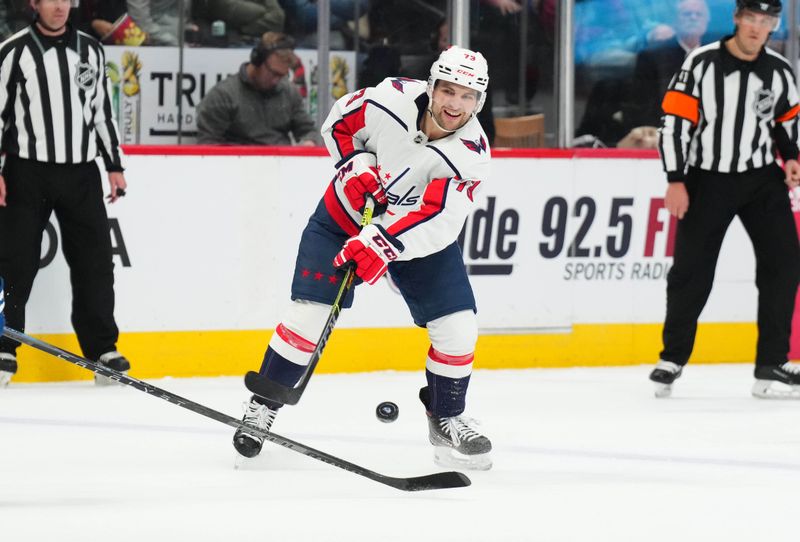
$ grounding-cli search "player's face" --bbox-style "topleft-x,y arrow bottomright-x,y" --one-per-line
32,0 -> 71,32
430,81 -> 480,132
734,9 -> 777,54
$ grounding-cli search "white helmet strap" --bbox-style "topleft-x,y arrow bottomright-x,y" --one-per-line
426,106 -> 458,133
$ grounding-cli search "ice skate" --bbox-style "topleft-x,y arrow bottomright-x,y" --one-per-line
0,353 -> 17,387
233,396 -> 278,465
649,360 -> 683,398
752,362 -> 800,399
420,388 -> 492,471
94,351 -> 131,386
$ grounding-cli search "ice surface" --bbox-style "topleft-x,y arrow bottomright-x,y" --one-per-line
1,364 -> 799,541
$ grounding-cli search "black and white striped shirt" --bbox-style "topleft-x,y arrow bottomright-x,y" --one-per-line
0,24 -> 123,170
658,38 -> 800,181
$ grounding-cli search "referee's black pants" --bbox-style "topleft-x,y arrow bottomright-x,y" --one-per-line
0,156 -> 119,361
661,164 -> 800,367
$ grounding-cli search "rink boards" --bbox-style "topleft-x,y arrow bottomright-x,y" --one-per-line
16,148 -> 794,382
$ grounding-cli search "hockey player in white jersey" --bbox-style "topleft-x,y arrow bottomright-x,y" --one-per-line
233,46 -> 493,470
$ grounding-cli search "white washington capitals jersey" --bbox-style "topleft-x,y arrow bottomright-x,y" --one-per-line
320,77 -> 491,261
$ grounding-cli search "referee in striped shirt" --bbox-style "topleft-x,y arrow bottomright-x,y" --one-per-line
650,0 -> 800,398
0,0 -> 131,386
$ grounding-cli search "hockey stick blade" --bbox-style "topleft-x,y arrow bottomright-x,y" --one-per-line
245,369 -> 303,405
396,471 -> 471,491
2,327 -> 470,491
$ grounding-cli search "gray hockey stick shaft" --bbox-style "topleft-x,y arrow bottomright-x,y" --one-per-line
2,327 -> 469,491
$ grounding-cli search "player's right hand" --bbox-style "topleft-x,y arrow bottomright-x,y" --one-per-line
333,225 -> 404,285
337,154 -> 388,214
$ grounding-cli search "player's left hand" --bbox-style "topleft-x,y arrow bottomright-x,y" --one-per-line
107,171 -> 128,203
333,224 -> 404,285
784,159 -> 800,189
337,153 -> 388,215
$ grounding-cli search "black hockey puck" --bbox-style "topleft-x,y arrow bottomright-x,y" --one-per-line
376,401 -> 399,423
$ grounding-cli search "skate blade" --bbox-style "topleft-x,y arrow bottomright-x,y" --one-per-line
653,382 -> 673,398
433,446 -> 492,471
0,372 -> 12,387
752,379 -> 800,400
94,372 -> 127,387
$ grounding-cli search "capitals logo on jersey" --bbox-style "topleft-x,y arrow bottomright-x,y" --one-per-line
461,135 -> 487,154
390,78 -> 417,93
345,88 -> 366,107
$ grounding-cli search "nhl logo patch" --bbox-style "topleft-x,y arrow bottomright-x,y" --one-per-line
74,61 -> 97,91
753,88 -> 775,120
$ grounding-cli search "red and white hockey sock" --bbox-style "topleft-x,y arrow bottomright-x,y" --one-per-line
257,300 -> 330,388
259,323 -> 317,388
425,346 -> 474,417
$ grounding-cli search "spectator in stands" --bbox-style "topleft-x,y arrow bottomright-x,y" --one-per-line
0,0 -> 32,40
0,1 -> 14,40
79,0 -> 126,38
125,1 -> 166,42
193,0 -> 285,44
359,43 -> 402,89
576,0 -> 709,148
196,32 -> 319,145
77,1 -> 146,45
574,77 -> 630,147
473,0 -> 539,109
618,0 -> 709,148
484,0 -> 523,15
125,0 -> 195,46
279,0 -> 369,48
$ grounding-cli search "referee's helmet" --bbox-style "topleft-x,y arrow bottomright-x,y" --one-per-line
736,0 -> 782,16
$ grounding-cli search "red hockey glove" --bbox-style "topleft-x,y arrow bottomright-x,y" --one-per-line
333,224 -> 405,285
336,153 -> 388,214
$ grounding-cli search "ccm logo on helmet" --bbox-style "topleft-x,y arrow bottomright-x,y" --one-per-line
456,69 -> 475,77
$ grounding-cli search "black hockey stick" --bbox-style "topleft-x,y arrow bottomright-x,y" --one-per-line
2,327 -> 470,492
245,197 -> 375,406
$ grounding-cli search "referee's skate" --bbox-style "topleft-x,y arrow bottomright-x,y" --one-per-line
649,360 -> 683,398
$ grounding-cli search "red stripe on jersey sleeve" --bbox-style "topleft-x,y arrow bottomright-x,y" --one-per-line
428,346 -> 474,366
324,182 -> 360,236
332,104 -> 368,158
386,178 -> 449,237
776,104 -> 800,123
